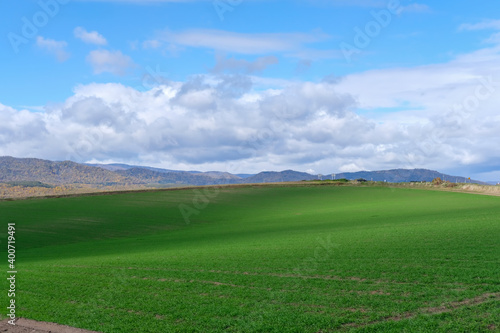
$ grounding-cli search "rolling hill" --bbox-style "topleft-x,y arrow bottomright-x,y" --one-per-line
0,156 -> 487,187
0,156 -> 134,185
333,168 -> 479,183
244,170 -> 316,183
3,185 -> 499,332
115,168 -> 241,186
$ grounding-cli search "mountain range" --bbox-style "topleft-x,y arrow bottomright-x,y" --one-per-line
0,156 -> 487,187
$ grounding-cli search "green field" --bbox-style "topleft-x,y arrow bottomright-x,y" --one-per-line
1,185 -> 499,332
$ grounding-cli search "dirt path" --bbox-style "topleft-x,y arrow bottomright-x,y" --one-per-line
0,319 -> 101,333
340,292 -> 500,330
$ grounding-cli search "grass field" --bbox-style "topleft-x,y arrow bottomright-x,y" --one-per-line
1,185 -> 499,332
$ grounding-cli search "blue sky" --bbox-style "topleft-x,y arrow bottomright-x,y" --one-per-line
1,0 -> 500,180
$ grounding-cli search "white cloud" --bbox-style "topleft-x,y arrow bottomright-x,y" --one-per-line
335,43 -> 500,113
74,27 -> 108,45
0,104 -> 49,157
142,39 -> 162,49
459,19 -> 500,45
0,80 -> 366,172
157,29 -> 330,55
86,50 -> 135,75
459,19 -> 500,31
486,32 -> 500,44
211,54 -> 279,74
400,3 -> 430,13
36,36 -> 70,62
3,40 -> 500,179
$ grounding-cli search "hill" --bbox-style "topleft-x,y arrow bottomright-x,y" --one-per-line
86,163 -> 187,173
0,156 -> 134,185
244,170 -> 316,183
89,163 -> 242,182
3,185 -> 498,332
334,168 -> 485,184
115,168 -> 241,186
0,156 -> 487,187
242,168 -> 486,185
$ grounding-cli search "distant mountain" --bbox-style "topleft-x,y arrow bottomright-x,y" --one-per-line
236,168 -> 486,185
0,156 -> 134,185
333,168 -> 486,184
244,170 -> 316,183
86,163 -> 241,180
192,171 -> 242,181
115,168 -> 241,186
236,174 -> 255,179
85,163 -> 185,173
0,156 -> 487,187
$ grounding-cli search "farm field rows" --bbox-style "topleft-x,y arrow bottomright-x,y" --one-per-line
1,185 -> 499,332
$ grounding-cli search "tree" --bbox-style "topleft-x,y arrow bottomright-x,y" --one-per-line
432,177 -> 443,185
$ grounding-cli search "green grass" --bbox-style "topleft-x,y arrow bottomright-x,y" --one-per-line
1,185 -> 499,332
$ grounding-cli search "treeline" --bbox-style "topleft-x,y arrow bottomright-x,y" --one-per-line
4,181 -> 54,188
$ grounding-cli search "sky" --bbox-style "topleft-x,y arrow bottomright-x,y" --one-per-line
1,0 -> 500,180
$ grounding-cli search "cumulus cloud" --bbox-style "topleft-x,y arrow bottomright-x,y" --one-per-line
86,50 -> 135,75
36,36 -> 70,62
0,80 -> 367,171
74,27 -> 108,45
2,40 -> 500,178
0,104 -> 50,157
